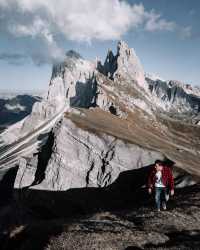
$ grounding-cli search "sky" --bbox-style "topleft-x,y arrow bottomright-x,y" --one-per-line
0,0 -> 199,91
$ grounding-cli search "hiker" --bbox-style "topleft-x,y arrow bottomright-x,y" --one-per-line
147,160 -> 174,211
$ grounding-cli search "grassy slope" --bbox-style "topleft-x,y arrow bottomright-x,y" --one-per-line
65,107 -> 200,178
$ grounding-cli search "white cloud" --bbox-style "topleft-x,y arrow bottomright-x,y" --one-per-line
144,12 -> 176,32
1,0 -> 144,42
0,0 -> 182,64
1,1 -> 176,41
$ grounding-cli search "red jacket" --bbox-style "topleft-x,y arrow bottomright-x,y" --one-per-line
148,166 -> 174,190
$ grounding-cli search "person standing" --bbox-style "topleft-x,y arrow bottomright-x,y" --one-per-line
148,160 -> 174,211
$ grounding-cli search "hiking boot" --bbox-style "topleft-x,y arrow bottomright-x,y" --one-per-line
162,202 -> 167,210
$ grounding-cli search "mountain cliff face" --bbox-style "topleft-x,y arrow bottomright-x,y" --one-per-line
98,41 -> 146,89
0,41 -> 200,201
15,110 -> 163,191
146,77 -> 200,122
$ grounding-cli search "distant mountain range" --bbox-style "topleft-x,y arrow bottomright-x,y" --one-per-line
0,92 -> 43,133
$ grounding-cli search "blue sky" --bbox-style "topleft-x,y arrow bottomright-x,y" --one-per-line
0,0 -> 199,91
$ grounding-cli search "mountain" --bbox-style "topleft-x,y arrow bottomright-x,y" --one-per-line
0,92 -> 42,133
0,41 -> 198,186
98,41 -> 146,89
0,40 -> 200,250
146,76 -> 200,123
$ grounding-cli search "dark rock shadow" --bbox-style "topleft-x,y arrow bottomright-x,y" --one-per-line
70,77 -> 97,108
125,247 -> 143,250
144,230 -> 200,249
31,131 -> 55,186
0,166 -> 18,206
109,105 -> 117,115
15,163 -> 200,218
16,165 -> 154,218
1,220 -> 65,250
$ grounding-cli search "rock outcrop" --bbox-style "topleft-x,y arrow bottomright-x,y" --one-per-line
20,51 -> 96,135
14,113 -> 163,190
98,41 -> 146,90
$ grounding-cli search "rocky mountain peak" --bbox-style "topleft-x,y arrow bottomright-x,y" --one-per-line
100,49 -> 117,79
65,50 -> 82,59
117,40 -> 132,56
51,50 -> 84,80
99,40 -> 146,90
115,40 -> 146,86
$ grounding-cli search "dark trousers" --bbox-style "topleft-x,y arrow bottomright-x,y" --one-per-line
155,187 -> 168,210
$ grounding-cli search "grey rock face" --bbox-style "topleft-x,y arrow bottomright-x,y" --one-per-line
98,41 -> 146,90
99,49 -> 118,79
1,52 -> 96,146
147,77 -> 200,115
21,54 -> 96,134
1,41 -> 150,147
14,117 -> 163,191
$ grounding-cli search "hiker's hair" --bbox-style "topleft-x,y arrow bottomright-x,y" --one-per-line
155,160 -> 163,166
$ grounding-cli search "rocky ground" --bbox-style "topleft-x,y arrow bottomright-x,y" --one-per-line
0,184 -> 199,250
